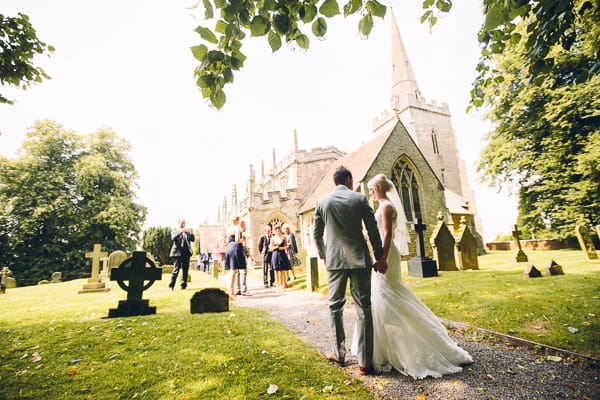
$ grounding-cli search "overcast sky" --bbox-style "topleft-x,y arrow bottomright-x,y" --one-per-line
0,0 -> 517,241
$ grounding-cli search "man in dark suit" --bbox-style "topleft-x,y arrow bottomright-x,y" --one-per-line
258,225 -> 273,288
169,218 -> 195,291
313,166 -> 386,375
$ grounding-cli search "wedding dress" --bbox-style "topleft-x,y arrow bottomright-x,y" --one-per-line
352,198 -> 473,379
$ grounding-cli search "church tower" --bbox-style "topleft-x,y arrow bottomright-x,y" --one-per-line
373,11 -> 483,240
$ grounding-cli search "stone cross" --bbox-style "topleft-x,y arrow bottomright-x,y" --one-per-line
407,218 -> 438,277
85,244 -> 108,280
511,224 -> 528,262
108,251 -> 162,317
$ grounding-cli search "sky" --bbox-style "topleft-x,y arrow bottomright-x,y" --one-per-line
0,0 -> 517,241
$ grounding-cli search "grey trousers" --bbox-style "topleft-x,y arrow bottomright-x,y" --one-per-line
326,267 -> 373,368
234,268 -> 248,294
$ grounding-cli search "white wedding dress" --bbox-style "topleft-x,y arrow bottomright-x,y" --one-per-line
352,199 -> 473,379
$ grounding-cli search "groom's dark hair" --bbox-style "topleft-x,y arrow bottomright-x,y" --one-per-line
333,166 -> 352,186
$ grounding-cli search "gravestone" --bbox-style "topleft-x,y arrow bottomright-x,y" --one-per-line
524,264 -> 542,278
575,225 -> 598,260
430,212 -> 457,271
211,259 -> 220,279
407,219 -> 438,278
51,272 -> 62,283
0,266 -> 12,293
454,217 -> 479,270
108,251 -> 162,318
512,224 -> 529,262
79,244 -> 111,294
190,288 -> 229,313
103,250 -> 128,280
546,259 -> 564,275
307,256 -> 320,292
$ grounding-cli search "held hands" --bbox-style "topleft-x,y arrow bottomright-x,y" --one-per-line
373,259 -> 388,274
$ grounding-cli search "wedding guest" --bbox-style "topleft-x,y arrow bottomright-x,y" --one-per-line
270,225 -> 291,290
169,218 -> 195,291
224,216 -> 246,296
282,224 -> 299,280
234,220 -> 252,296
258,225 -> 274,288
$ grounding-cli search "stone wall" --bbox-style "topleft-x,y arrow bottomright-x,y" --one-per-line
485,238 -> 579,251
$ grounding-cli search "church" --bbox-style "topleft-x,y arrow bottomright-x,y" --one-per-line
210,15 -> 484,264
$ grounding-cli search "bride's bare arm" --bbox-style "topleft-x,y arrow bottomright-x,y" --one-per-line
380,203 -> 393,264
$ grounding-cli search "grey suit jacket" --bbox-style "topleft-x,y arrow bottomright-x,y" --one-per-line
313,185 -> 383,270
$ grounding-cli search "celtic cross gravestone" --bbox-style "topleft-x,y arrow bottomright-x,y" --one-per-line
108,251 -> 162,318
407,218 -> 438,278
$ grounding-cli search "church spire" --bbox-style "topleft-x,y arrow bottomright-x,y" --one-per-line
293,129 -> 298,151
390,10 -> 420,101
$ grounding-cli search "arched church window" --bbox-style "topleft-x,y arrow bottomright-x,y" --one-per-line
391,159 -> 422,222
266,217 -> 285,229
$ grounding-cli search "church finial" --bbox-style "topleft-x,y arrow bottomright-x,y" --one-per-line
261,159 -> 265,178
272,147 -> 276,170
293,129 -> 298,151
232,184 -> 238,216
390,9 -> 420,102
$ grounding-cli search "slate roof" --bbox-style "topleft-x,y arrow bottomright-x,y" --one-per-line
297,125 -> 395,214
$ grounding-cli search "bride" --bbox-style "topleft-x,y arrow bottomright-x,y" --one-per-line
352,174 -> 472,379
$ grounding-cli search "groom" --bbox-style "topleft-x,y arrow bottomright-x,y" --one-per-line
313,166 -> 386,375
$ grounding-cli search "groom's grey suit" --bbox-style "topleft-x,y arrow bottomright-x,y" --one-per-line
313,184 -> 383,369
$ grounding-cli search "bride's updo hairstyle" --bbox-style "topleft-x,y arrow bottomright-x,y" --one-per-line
367,174 -> 391,197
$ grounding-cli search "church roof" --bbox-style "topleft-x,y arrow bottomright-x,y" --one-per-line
298,126 -> 394,213
444,189 -> 473,215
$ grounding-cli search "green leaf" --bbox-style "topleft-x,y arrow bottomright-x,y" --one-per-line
296,34 -> 310,49
358,14 -> 373,36
435,0 -> 452,13
484,3 -> 506,31
312,17 -> 328,37
223,68 -> 234,83
273,14 -> 291,34
319,0 -> 340,18
203,0 -> 214,19
510,33 -> 521,45
302,5 -> 318,23
211,89 -> 226,109
215,20 -> 228,33
190,44 -> 208,61
250,15 -> 270,36
196,75 -> 213,88
420,10 -> 432,24
268,31 -> 282,52
366,0 -> 386,18
194,26 -> 218,44
343,0 -> 362,17
263,0 -> 277,11
422,0 -> 434,8
207,50 -> 225,62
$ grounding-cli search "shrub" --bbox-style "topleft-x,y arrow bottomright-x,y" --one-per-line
142,227 -> 171,265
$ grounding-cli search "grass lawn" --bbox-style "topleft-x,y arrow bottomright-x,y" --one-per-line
307,249 -> 600,358
0,270 -> 374,400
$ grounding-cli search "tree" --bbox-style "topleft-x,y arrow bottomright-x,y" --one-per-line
142,227 -> 172,265
190,0 -> 599,108
477,2 -> 600,239
0,13 -> 54,104
0,120 -> 147,285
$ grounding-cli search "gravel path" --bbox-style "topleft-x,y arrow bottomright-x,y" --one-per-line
230,278 -> 600,400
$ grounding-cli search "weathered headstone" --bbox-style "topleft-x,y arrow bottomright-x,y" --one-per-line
79,244 -> 110,294
108,251 -> 162,318
0,266 -> 12,293
190,288 -> 229,313
307,256 -> 320,292
103,250 -> 128,280
211,259 -> 220,279
546,259 -> 564,275
407,219 -> 438,277
512,224 -> 528,262
430,212 -> 457,271
575,225 -> 598,260
454,217 -> 479,270
51,271 -> 62,283
524,264 -> 542,278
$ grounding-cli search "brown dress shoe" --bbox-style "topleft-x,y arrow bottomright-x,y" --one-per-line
324,351 -> 345,367
359,366 -> 375,376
